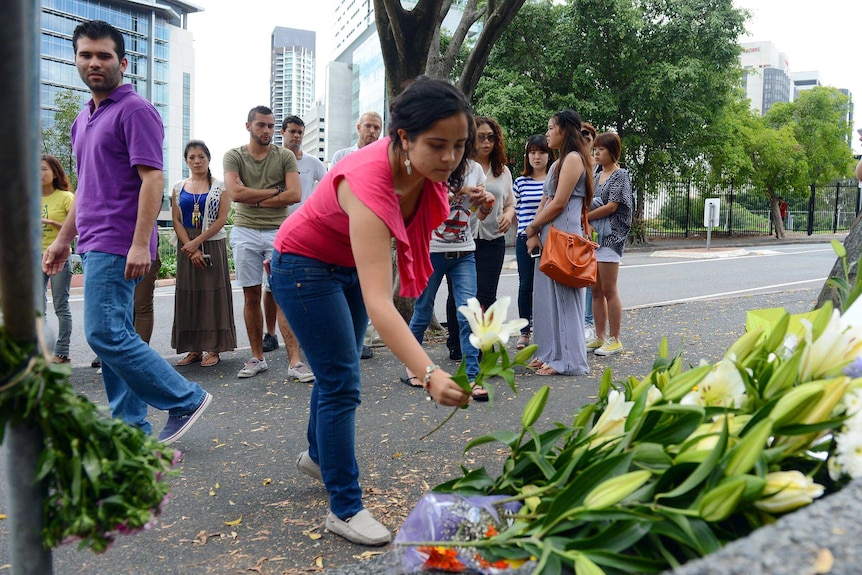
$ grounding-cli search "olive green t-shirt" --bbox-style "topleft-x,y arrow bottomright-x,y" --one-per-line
223,144 -> 298,230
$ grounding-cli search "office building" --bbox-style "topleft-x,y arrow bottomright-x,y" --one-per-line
271,27 -> 316,147
40,0 -> 200,200
740,41 -> 792,115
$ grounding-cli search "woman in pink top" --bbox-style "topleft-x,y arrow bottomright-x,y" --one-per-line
270,77 -> 474,546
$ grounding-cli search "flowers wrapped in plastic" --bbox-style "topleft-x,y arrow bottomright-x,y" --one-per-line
394,493 -> 526,574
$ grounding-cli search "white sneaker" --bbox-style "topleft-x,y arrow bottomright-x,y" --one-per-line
288,361 -> 315,383
325,509 -> 391,546
296,450 -> 322,482
584,324 -> 596,341
237,357 -> 268,378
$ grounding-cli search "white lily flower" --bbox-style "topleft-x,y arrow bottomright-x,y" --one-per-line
458,296 -> 528,352
799,310 -> 862,382
753,471 -> 824,514
590,390 -> 634,441
680,359 -> 746,408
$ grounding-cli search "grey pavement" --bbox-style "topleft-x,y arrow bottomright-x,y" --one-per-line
1,232 -> 856,575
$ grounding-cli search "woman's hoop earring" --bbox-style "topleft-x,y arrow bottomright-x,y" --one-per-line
404,157 -> 413,176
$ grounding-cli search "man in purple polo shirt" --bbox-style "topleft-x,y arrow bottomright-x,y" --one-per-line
43,20 -> 211,444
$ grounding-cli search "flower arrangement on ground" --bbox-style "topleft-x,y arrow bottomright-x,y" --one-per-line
0,332 -> 180,553
397,290 -> 862,574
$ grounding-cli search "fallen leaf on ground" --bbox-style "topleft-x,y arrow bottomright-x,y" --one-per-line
812,548 -> 834,574
224,516 -> 242,526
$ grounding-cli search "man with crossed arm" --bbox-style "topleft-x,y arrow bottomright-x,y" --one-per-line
224,106 -> 314,382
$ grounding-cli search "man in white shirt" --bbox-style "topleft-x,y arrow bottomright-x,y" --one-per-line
330,111 -> 383,166
262,115 -> 327,354
329,110 -> 384,359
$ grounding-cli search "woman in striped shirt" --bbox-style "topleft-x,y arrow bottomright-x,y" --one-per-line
513,134 -> 552,349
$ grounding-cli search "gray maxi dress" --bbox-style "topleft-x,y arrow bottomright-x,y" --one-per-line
531,160 -> 590,376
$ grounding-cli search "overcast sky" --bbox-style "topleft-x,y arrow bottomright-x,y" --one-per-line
186,0 -> 862,176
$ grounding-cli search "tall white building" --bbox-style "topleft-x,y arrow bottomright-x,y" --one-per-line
271,27 -> 316,147
740,41 -> 792,115
39,0 -> 200,205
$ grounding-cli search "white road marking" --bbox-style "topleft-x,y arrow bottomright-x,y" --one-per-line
626,278 -> 825,309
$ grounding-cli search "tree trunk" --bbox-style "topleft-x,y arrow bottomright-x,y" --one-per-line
816,211 -> 862,311
770,200 -> 787,240
376,0 -> 526,102
376,0 -> 446,102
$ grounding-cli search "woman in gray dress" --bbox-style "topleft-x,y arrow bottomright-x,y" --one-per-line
525,110 -> 594,376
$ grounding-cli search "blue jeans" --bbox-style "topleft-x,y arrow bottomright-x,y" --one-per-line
269,252 -> 367,519
585,288 -> 594,326
514,235 -> 535,336
410,252 -> 479,380
82,252 -> 208,435
43,259 -> 72,356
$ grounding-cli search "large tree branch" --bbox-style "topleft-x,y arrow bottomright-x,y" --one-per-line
436,0 -> 484,78
425,0 -> 453,76
456,0 -> 527,99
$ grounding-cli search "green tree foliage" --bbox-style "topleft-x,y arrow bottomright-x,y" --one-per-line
765,87 -> 855,186
475,0 -> 748,241
41,89 -> 83,190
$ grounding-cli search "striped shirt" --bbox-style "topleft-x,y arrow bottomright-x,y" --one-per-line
513,176 -> 545,236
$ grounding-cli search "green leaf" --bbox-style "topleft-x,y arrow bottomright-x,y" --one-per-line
657,416 -> 728,500
630,442 -> 673,471
464,431 -> 520,453
660,364 -> 713,403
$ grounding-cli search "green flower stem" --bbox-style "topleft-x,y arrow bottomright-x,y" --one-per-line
420,406 -> 461,441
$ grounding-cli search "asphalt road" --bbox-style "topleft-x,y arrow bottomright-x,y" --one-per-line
51,240 -> 837,369
0,235 -> 844,574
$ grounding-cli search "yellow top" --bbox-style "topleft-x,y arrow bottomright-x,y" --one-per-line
41,189 -> 75,251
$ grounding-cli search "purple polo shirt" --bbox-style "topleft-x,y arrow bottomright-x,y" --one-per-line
71,83 -> 164,259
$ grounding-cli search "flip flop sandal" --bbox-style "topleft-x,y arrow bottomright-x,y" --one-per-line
528,357 -> 544,369
537,365 -> 560,376
516,335 -> 530,350
176,353 -> 203,366
471,388 -> 489,402
400,375 -> 423,388
201,353 -> 220,367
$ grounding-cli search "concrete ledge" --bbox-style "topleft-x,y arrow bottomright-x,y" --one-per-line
324,481 -> 862,574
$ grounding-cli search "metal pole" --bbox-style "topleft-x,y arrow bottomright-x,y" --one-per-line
0,0 -> 54,573
833,181 -> 840,234
807,183 -> 816,236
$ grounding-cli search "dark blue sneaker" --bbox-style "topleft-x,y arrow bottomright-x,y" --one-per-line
262,333 -> 279,352
158,392 -> 212,444
361,345 -> 374,359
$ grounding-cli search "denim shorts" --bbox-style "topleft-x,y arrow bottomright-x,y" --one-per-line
229,226 -> 278,287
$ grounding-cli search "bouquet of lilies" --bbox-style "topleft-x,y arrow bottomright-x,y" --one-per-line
398,288 -> 862,574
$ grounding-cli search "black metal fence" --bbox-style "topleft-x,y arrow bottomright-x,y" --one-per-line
639,176 -> 861,238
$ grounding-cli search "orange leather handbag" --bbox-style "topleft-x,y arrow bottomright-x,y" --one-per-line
539,205 -> 598,288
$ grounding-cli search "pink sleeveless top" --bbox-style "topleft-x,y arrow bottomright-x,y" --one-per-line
274,137 -> 449,297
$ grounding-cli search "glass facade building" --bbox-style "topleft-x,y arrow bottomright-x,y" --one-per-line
39,0 -> 199,199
